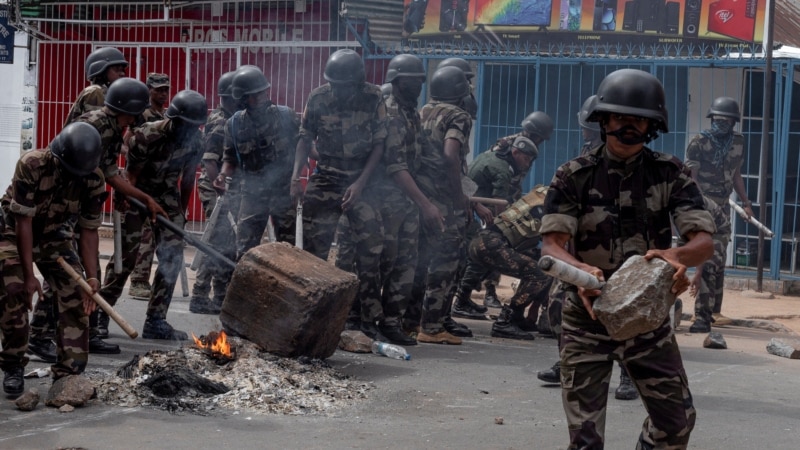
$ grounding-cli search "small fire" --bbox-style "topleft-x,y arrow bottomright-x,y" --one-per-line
192,330 -> 233,358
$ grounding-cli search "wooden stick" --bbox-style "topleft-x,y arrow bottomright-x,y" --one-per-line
470,196 -> 509,207
56,257 -> 138,339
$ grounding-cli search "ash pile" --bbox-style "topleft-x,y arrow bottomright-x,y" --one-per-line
87,336 -> 371,416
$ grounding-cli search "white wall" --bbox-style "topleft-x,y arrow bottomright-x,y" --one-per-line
0,30 -> 32,188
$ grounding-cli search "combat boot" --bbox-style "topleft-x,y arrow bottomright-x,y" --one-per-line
96,310 -> 110,339
378,323 -> 417,346
27,337 -> 57,363
483,283 -> 503,308
491,305 -> 535,340
142,317 -> 188,340
3,367 -> 24,396
443,316 -> 473,337
452,288 -> 487,320
417,329 -> 462,345
712,312 -> 733,326
537,361 -> 561,384
89,335 -> 120,354
189,296 -> 221,315
689,316 -> 711,333
128,280 -> 151,300
615,366 -> 639,400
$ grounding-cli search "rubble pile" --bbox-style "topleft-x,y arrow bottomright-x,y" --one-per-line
88,337 -> 371,416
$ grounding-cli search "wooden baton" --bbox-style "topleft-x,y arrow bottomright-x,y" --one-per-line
470,196 -> 509,207
56,257 -> 138,339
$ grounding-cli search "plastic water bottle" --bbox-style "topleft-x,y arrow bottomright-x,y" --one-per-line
371,341 -> 411,360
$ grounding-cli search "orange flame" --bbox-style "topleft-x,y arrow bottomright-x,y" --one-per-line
191,330 -> 232,358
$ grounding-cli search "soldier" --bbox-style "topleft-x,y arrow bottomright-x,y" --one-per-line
685,96 -> 752,330
64,47 -> 128,126
290,50 -> 386,339
1,123 -> 105,396
540,69 -> 715,448
190,71 -> 242,314
411,66 -> 486,345
578,95 -> 603,155
99,90 -> 207,340
128,73 -> 172,300
214,65 -> 299,260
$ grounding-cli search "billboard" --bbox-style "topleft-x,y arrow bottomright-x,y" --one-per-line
403,0 -> 766,52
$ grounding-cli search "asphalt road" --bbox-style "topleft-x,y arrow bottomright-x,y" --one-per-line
1,290 -> 798,450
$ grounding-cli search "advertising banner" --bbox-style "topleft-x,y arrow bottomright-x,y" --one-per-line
403,0 -> 766,52
0,6 -> 15,64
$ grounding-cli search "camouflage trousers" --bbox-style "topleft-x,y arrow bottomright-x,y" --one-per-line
236,178 -> 295,258
694,233 -> 729,320
130,218 -> 154,284
340,192 -> 419,326
410,203 -> 466,334
461,229 -> 552,311
0,238 -> 89,378
449,220 -> 499,301
561,292 -> 695,449
100,206 -> 186,320
192,178 -> 239,302
302,175 -> 383,322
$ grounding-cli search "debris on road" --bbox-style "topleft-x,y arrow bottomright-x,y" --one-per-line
766,337 -> 800,359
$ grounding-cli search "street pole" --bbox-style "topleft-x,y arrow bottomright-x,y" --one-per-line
756,0 -> 775,292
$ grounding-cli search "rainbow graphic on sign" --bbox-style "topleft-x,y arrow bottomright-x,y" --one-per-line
475,0 -> 553,27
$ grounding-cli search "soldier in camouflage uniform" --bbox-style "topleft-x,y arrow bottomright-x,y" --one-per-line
579,95 -> 603,156
128,73 -> 173,300
63,47 -> 128,127
1,123 -> 105,396
216,65 -> 299,259
540,69 -> 715,449
99,90 -> 207,340
685,96 -> 752,330
452,135 -> 540,321
290,50 -> 386,339
410,66 -> 480,345
190,71 -> 242,314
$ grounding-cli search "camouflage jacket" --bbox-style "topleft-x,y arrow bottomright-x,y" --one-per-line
467,148 -> 517,203
203,106 -> 232,163
491,185 -> 548,250
488,132 -> 531,201
133,106 -> 166,129
76,108 -> 125,180
299,83 -> 387,184
541,144 -> 715,279
222,103 -> 298,187
381,94 -> 426,199
684,132 -> 746,208
416,100 -> 472,204
127,119 -> 202,207
64,84 -> 107,127
1,150 -> 106,245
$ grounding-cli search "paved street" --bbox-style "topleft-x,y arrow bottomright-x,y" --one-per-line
1,241 -> 799,449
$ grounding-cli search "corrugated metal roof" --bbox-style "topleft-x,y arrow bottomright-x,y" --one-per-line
774,0 -> 800,48
342,0 -> 403,46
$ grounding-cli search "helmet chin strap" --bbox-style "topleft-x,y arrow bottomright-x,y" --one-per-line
604,124 -> 658,145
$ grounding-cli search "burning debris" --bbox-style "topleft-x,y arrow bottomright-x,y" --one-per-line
88,336 -> 371,416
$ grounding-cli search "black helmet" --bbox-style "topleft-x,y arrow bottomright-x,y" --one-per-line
521,111 -> 554,140
105,78 -> 150,116
324,49 -> 365,85
588,69 -> 669,132
386,54 -> 426,83
85,47 -> 128,81
165,90 -> 208,125
706,96 -> 741,122
50,122 -> 103,177
430,66 -> 470,102
577,95 -> 600,132
231,65 -> 271,100
437,57 -> 474,80
380,83 -> 393,99
217,71 -> 237,98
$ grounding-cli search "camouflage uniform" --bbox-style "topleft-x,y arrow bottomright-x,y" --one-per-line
129,106 -> 166,288
99,119 -> 202,322
63,84 -> 107,127
692,197 -> 731,322
223,103 -> 299,257
298,83 -> 386,317
1,150 -> 106,378
193,106 -> 239,302
540,144 -> 715,449
410,100 -> 471,334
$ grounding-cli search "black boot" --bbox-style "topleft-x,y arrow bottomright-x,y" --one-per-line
3,367 -> 24,396
491,305 -> 535,340
537,361 -> 561,384
95,310 -> 110,339
89,335 -> 121,354
452,289 -> 488,320
443,316 -> 473,337
189,295 -> 221,315
378,323 -> 417,346
142,317 -> 188,340
483,283 -> 502,308
615,365 -> 639,400
689,316 -> 711,333
27,337 -> 58,363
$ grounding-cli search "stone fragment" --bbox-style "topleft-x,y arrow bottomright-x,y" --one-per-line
338,330 -> 373,353
494,417 -> 504,425
58,404 -> 75,413
46,375 -> 96,408
221,242 -> 359,359
703,331 -> 727,349
766,338 -> 800,359
14,388 -> 40,411
593,256 -> 676,341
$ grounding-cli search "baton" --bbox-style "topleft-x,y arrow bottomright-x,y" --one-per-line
57,257 -> 138,339
112,210 -> 123,273
729,199 -> 774,238
295,201 -> 304,249
469,197 -> 509,207
538,255 -> 605,290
